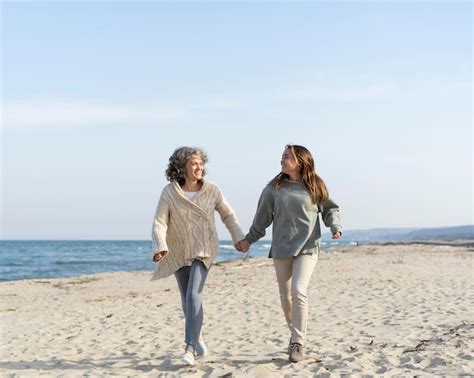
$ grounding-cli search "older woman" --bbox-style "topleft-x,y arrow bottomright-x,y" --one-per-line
151,146 -> 244,365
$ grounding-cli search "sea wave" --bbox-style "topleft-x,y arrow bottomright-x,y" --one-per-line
0,240 -> 357,281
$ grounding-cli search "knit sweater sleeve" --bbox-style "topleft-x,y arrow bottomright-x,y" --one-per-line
215,187 -> 245,244
245,186 -> 274,244
151,188 -> 170,258
318,198 -> 342,235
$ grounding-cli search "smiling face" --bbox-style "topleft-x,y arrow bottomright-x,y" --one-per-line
184,154 -> 204,182
280,147 -> 300,180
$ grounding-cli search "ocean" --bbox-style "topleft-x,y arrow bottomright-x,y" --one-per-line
0,240 -> 357,282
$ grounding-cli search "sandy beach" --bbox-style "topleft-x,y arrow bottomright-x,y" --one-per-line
1,243 -> 472,377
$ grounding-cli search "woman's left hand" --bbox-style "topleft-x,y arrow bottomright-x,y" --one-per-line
332,231 -> 342,240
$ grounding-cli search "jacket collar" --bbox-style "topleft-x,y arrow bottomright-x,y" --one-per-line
171,180 -> 209,215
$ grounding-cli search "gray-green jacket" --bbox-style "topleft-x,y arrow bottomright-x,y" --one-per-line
245,180 -> 342,258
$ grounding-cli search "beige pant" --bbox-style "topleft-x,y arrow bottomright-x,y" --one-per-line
273,253 -> 319,346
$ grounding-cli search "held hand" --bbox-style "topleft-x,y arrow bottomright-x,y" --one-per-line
152,251 -> 166,262
234,241 -> 249,252
332,231 -> 342,240
234,241 -> 243,252
238,239 -> 250,252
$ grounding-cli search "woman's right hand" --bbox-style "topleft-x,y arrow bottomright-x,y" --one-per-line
152,251 -> 167,262
235,239 -> 250,252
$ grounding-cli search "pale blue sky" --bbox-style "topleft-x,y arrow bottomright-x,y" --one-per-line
1,1 -> 472,239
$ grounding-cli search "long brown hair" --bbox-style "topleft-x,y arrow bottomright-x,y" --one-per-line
268,144 -> 329,204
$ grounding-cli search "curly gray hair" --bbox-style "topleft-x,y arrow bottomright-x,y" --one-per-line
165,146 -> 208,184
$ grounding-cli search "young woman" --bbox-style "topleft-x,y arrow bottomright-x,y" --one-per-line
151,146 -> 245,365
238,144 -> 342,363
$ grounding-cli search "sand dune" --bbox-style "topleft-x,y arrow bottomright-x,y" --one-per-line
1,244 -> 472,376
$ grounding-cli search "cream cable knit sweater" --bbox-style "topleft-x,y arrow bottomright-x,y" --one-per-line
151,180 -> 245,280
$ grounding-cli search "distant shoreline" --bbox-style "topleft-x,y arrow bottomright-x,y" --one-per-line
379,240 -> 474,248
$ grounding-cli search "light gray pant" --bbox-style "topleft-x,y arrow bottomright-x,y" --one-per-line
175,260 -> 209,352
273,253 -> 319,346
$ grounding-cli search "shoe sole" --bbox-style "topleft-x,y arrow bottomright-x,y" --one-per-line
289,357 -> 304,363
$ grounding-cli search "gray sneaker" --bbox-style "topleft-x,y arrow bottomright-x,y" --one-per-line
289,343 -> 304,363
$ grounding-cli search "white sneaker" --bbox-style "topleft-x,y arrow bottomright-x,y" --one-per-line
196,339 -> 208,356
181,351 -> 195,366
